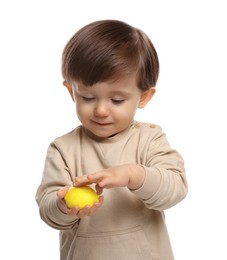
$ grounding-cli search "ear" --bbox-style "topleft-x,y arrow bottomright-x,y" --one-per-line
138,88 -> 156,108
63,81 -> 75,101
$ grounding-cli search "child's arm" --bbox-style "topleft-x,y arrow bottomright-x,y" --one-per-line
74,164 -> 146,194
74,126 -> 188,211
36,141 -> 104,229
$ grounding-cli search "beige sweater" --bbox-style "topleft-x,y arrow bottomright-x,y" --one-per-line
36,121 -> 188,260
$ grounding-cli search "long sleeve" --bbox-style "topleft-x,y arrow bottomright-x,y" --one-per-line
132,125 -> 188,210
35,142 -> 79,230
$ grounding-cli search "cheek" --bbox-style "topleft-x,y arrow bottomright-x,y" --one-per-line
127,99 -> 140,113
75,103 -> 87,119
76,103 -> 95,122
114,103 -> 138,119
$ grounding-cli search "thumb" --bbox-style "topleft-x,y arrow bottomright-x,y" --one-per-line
57,186 -> 70,199
95,184 -> 103,195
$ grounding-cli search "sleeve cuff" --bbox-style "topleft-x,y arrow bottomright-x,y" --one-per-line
131,166 -> 161,200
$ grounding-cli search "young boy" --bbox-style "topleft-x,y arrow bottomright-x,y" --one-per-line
36,20 -> 188,260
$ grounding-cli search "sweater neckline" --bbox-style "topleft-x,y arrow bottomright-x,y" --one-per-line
82,123 -> 134,143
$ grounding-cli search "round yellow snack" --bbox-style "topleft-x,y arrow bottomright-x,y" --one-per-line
64,186 -> 99,209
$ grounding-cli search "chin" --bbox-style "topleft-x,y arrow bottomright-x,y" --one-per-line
92,129 -> 116,138
95,132 -> 113,138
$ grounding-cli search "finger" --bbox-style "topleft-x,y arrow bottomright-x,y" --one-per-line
85,198 -> 104,216
74,175 -> 92,186
98,195 -> 104,205
87,171 -> 115,188
95,184 -> 103,195
77,205 -> 91,217
67,206 -> 80,216
97,177 -> 115,189
57,186 -> 70,199
87,172 -> 104,183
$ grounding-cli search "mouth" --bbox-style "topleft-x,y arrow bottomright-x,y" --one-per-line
92,120 -> 112,126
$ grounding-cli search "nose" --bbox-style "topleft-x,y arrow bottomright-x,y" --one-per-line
94,101 -> 110,117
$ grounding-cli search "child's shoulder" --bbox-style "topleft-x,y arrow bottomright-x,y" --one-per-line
53,125 -> 82,144
130,121 -> 164,141
129,121 -> 168,149
132,121 -> 162,133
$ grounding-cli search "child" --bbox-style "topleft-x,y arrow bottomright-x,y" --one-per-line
36,20 -> 188,260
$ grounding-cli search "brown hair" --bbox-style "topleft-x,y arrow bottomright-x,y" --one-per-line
62,20 -> 159,90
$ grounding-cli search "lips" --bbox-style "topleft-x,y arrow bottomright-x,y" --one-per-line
92,120 -> 112,126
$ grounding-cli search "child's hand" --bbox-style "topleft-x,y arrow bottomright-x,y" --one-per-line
56,186 -> 104,217
74,164 -> 145,194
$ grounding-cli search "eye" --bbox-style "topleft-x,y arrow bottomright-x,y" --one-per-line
111,99 -> 125,104
81,96 -> 95,102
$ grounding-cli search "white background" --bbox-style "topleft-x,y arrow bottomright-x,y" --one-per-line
1,0 -> 226,259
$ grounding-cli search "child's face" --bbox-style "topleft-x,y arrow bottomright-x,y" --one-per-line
69,75 -> 153,138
